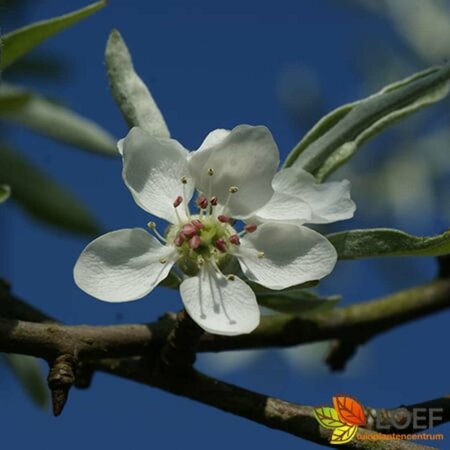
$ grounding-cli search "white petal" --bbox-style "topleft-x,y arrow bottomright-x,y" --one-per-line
197,129 -> 230,152
180,267 -> 260,336
117,138 -> 124,156
273,168 -> 356,224
237,223 -> 337,290
189,125 -> 279,218
251,191 -> 312,224
74,228 -> 176,302
121,127 -> 194,223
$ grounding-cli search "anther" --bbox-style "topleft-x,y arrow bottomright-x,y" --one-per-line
257,251 -> 265,259
180,176 -> 188,184
229,234 -> 240,245
196,195 -> 208,209
218,215 -> 231,223
229,186 -> 239,194
159,257 -> 168,264
173,196 -> 183,208
191,219 -> 204,230
210,196 -> 218,206
182,223 -> 197,238
147,221 -> 156,229
197,256 -> 205,266
174,232 -> 186,246
244,223 -> 257,233
227,275 -> 235,281
207,168 -> 215,176
189,235 -> 201,250
215,239 -> 228,253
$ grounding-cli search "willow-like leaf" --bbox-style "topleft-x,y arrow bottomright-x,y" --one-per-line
0,84 -> 117,156
284,64 -> 450,180
105,29 -> 170,137
1,0 -> 107,69
329,228 -> 450,260
3,354 -> 48,408
0,185 -> 10,203
0,144 -> 99,235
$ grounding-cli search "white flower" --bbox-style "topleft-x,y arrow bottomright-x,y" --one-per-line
74,125 -> 354,336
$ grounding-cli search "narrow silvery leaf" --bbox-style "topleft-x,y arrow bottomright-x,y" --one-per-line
3,354 -> 48,408
1,1 -> 107,69
0,184 -> 10,203
0,84 -> 116,156
283,63 -> 450,180
0,145 -> 99,235
255,286 -> 340,315
328,228 -> 450,260
0,84 -> 30,111
105,29 -> 170,138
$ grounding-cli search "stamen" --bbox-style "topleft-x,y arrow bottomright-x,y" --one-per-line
197,256 -> 205,266
229,234 -> 240,245
244,223 -> 257,233
147,221 -> 167,243
173,196 -> 183,208
227,274 -> 235,281
192,219 -> 204,230
189,235 -> 201,250
215,239 -> 227,253
218,214 -> 230,223
257,251 -> 265,259
159,257 -> 167,264
182,223 -> 197,238
210,196 -> 218,206
222,185 -> 239,214
196,195 -> 208,210
174,232 -> 186,246
180,177 -> 191,219
207,168 -> 215,176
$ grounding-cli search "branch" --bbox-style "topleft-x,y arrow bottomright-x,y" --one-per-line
1,279 -> 449,361
93,356 -> 441,450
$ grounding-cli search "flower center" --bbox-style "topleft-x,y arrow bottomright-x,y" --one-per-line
149,169 -> 259,278
166,214 -> 238,276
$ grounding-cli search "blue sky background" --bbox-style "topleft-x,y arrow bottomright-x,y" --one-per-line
1,1 -> 449,449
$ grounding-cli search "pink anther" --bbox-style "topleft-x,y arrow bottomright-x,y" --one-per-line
218,215 -> 230,223
244,223 -> 257,233
174,232 -> 186,247
182,223 -> 197,238
229,234 -> 240,245
215,239 -> 228,253
191,219 -> 204,230
189,235 -> 201,250
173,196 -> 183,208
210,196 -> 218,206
196,195 -> 208,209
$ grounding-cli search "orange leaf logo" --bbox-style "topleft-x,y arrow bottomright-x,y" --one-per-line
333,395 -> 366,426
